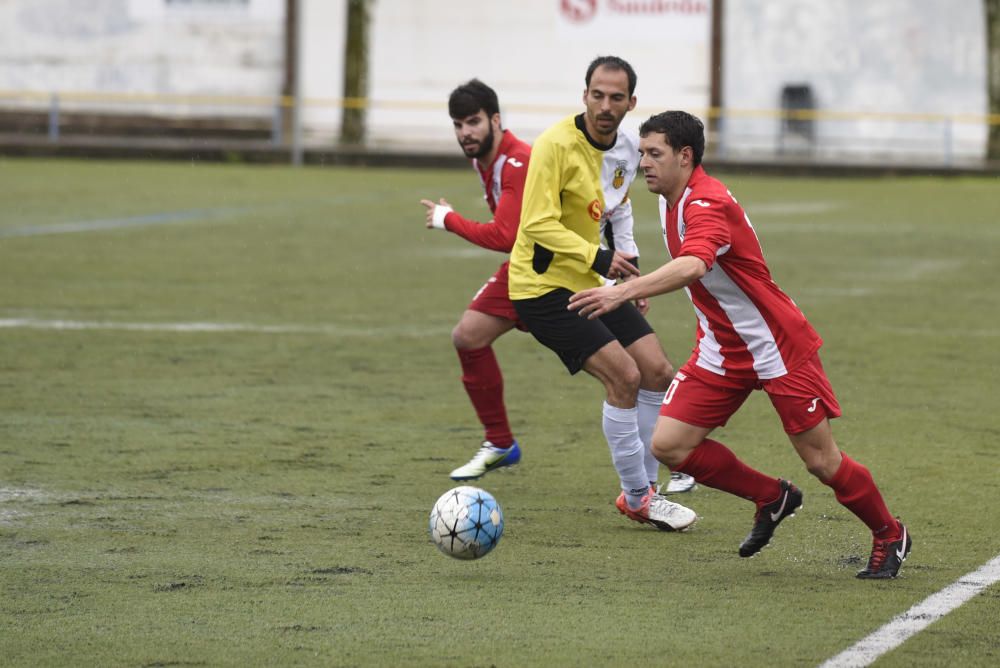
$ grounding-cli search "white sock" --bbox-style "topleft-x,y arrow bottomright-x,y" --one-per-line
637,388 -> 666,487
602,401 -> 649,509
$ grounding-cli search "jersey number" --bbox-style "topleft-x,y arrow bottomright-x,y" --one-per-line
664,376 -> 681,405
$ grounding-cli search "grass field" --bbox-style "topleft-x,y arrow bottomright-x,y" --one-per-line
1,157 -> 999,667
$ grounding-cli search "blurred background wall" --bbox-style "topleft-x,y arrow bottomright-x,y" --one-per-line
324,0 -> 714,150
0,0 -> 991,164
722,0 -> 987,162
0,0 -> 284,112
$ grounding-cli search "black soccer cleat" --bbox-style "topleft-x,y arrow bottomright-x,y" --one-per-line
739,479 -> 803,558
857,522 -> 912,579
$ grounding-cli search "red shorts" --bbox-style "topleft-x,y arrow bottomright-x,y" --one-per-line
468,262 -> 527,331
659,352 -> 842,435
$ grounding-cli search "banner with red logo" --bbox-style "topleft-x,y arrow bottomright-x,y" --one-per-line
557,0 -> 712,43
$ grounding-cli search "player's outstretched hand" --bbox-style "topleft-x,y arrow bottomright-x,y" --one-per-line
609,251 -> 641,281
420,198 -> 452,229
618,273 -> 649,315
568,284 -> 628,320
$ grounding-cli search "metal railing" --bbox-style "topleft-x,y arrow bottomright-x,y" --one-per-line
1,89 -> 996,166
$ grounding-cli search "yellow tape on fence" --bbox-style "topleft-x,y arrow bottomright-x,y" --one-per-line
1,89 -> 999,125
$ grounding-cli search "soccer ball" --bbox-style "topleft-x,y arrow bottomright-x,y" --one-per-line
428,486 -> 504,560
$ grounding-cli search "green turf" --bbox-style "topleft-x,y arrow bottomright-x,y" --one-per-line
1,157 -> 998,666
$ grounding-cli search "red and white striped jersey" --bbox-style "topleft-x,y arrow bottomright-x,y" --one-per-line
658,165 -> 821,380
443,130 -> 531,253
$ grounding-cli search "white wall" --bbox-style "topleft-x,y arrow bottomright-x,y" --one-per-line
722,0 -> 988,161
307,0 -> 714,148
0,0 -> 989,161
299,0 -> 346,134
0,0 -> 285,116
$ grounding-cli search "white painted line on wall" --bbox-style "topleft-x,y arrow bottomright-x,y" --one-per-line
820,554 -> 1000,668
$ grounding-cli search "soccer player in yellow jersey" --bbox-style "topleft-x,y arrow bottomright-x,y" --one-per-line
509,56 -> 697,530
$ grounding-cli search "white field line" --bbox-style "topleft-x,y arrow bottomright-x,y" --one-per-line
0,189 -> 432,239
0,209 -> 239,238
749,201 -> 841,216
420,247 -> 498,259
0,487 -> 50,526
820,554 -> 1000,668
0,487 -> 50,503
0,317 -> 449,337
877,325 -> 1000,338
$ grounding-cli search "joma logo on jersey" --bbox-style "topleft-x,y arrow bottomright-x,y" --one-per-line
588,198 -> 603,221
612,160 -> 628,189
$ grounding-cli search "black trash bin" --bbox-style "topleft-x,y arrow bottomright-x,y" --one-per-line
779,84 -> 815,153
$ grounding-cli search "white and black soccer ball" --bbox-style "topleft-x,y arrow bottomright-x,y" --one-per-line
428,486 -> 504,560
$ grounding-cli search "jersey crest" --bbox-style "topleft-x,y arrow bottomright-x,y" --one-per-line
612,160 -> 628,189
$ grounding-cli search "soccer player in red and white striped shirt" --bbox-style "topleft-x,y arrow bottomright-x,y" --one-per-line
569,111 -> 911,579
420,80 -> 530,481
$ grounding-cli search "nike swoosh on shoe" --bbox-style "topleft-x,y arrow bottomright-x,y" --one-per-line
770,490 -> 789,522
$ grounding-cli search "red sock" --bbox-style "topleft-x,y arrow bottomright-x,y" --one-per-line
457,346 -> 513,447
676,439 -> 781,505
823,453 -> 899,539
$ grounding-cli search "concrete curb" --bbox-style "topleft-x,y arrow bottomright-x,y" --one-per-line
2,135 -> 998,177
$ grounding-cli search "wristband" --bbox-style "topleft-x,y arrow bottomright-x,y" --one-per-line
431,205 -> 452,230
591,248 -> 614,277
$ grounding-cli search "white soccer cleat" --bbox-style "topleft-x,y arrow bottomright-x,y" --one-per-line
616,488 -> 698,532
661,471 -> 697,494
647,492 -> 698,531
449,441 -> 522,480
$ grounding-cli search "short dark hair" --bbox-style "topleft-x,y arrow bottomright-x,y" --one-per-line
585,55 -> 637,96
639,111 -> 706,165
448,79 -> 500,120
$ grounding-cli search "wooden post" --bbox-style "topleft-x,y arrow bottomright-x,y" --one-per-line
340,0 -> 371,145
708,0 -> 724,155
987,0 -> 1000,160
281,0 -> 297,144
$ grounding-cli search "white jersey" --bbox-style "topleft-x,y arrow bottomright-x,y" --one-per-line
599,128 -> 640,260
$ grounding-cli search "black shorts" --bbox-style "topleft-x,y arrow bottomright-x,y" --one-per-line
512,288 -> 655,374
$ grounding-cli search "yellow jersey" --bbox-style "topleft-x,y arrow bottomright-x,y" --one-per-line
508,114 -> 616,300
